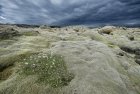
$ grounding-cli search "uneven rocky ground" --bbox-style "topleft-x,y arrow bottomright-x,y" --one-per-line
0,25 -> 140,94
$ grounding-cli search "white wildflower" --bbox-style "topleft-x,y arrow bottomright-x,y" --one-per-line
38,55 -> 42,58
30,56 -> 33,59
52,62 -> 55,65
53,59 -> 56,62
25,62 -> 29,65
43,56 -> 46,58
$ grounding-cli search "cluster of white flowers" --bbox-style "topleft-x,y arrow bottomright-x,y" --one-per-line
25,62 -> 29,65
18,52 -> 74,88
20,52 -> 65,74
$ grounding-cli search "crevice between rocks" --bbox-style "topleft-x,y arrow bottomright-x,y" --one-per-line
0,63 -> 14,80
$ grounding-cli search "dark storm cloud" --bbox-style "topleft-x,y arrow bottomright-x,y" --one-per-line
0,5 -> 2,16
0,0 -> 140,26
56,0 -> 140,26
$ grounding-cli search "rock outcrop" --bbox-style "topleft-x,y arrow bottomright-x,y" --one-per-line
98,26 -> 116,34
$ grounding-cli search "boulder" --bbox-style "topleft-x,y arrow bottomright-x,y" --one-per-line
99,26 -> 116,34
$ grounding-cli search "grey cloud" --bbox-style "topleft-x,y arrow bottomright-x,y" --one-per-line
0,5 -> 2,15
0,0 -> 140,26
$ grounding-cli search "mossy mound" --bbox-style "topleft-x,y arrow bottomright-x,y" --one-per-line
99,26 -> 116,34
0,27 -> 20,40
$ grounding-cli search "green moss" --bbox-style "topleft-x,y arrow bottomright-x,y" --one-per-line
128,75 -> 140,93
0,52 -> 34,64
18,53 -> 74,88
21,31 -> 39,36
107,43 -> 117,48
90,35 -> 104,41
86,32 -> 108,43
0,51 -> 35,82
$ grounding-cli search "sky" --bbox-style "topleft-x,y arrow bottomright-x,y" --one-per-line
0,0 -> 140,26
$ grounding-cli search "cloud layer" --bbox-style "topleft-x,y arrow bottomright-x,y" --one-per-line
0,0 -> 140,26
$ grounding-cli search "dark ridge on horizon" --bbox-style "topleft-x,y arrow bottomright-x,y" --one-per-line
0,23 -> 62,28
0,23 -> 140,29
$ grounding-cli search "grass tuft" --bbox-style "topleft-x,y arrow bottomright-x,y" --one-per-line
18,53 -> 74,88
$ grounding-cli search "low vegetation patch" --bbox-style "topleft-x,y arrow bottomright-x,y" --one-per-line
21,30 -> 39,36
0,52 -> 34,81
18,53 -> 74,88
